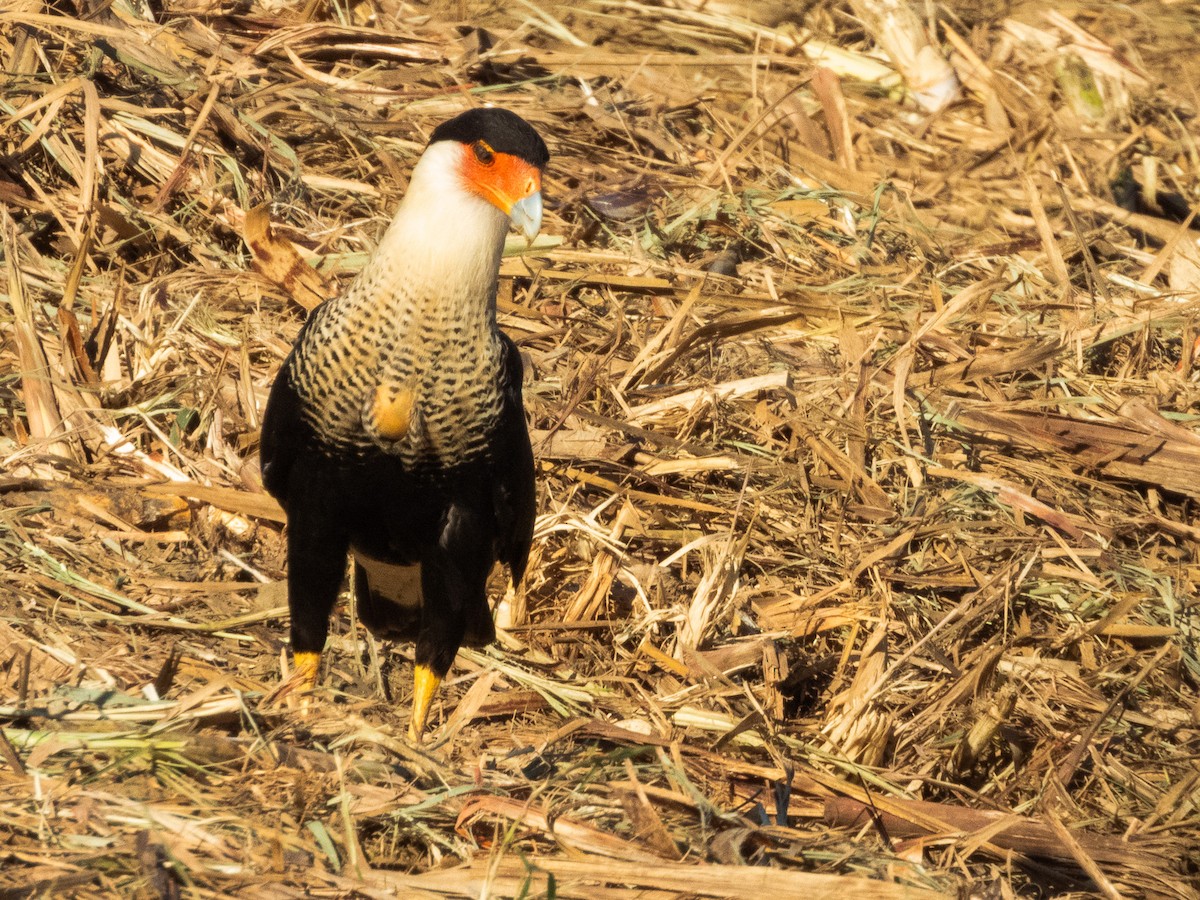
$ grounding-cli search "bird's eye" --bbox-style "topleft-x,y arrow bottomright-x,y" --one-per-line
472,141 -> 495,165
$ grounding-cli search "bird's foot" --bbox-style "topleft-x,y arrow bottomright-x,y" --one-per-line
264,651 -> 322,712
408,664 -> 442,742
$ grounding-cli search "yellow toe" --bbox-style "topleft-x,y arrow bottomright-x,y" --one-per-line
293,651 -> 321,689
408,664 -> 442,742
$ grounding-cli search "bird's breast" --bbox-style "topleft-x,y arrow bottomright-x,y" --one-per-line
291,282 -> 506,468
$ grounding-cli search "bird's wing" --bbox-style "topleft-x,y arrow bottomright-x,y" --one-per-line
491,332 -> 536,584
259,353 -> 305,507
260,305 -> 335,505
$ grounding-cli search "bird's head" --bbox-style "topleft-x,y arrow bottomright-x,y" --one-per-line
426,108 -> 549,245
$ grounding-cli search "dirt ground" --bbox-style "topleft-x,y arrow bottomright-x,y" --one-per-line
2,1 -> 1199,897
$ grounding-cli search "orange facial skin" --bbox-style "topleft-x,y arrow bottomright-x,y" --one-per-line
459,141 -> 542,215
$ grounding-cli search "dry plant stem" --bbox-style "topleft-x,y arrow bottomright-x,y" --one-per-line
0,1 -> 1197,897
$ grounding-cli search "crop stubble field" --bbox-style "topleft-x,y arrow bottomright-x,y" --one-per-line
1,1 -> 1199,897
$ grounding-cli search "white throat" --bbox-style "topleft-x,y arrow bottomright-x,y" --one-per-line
359,141 -> 510,319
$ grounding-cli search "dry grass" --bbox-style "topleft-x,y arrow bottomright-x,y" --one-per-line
2,0 -> 1199,896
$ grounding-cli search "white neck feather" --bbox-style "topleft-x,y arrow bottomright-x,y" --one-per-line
357,141 -> 509,319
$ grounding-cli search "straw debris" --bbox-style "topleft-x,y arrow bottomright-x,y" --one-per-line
2,0 -> 1199,896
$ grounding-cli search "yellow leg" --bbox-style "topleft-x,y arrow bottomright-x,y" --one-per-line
293,651 -> 322,690
408,664 -> 442,742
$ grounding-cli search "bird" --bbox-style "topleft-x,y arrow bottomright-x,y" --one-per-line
259,107 -> 545,741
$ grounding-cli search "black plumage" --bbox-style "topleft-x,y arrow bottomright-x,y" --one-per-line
259,108 -> 545,739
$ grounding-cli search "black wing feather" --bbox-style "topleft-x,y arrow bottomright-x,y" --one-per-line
259,356 -> 305,507
260,303 -> 337,506
492,332 -> 535,583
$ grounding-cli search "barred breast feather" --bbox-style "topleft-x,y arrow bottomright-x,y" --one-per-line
279,140 -> 511,471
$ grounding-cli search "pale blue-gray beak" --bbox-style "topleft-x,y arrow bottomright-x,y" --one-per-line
509,191 -> 543,246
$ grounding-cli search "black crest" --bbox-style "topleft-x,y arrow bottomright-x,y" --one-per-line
429,108 -> 549,169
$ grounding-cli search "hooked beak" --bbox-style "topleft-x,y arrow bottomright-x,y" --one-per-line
509,191 -> 543,246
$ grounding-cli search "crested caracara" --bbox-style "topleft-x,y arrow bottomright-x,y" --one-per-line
260,108 -> 546,740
